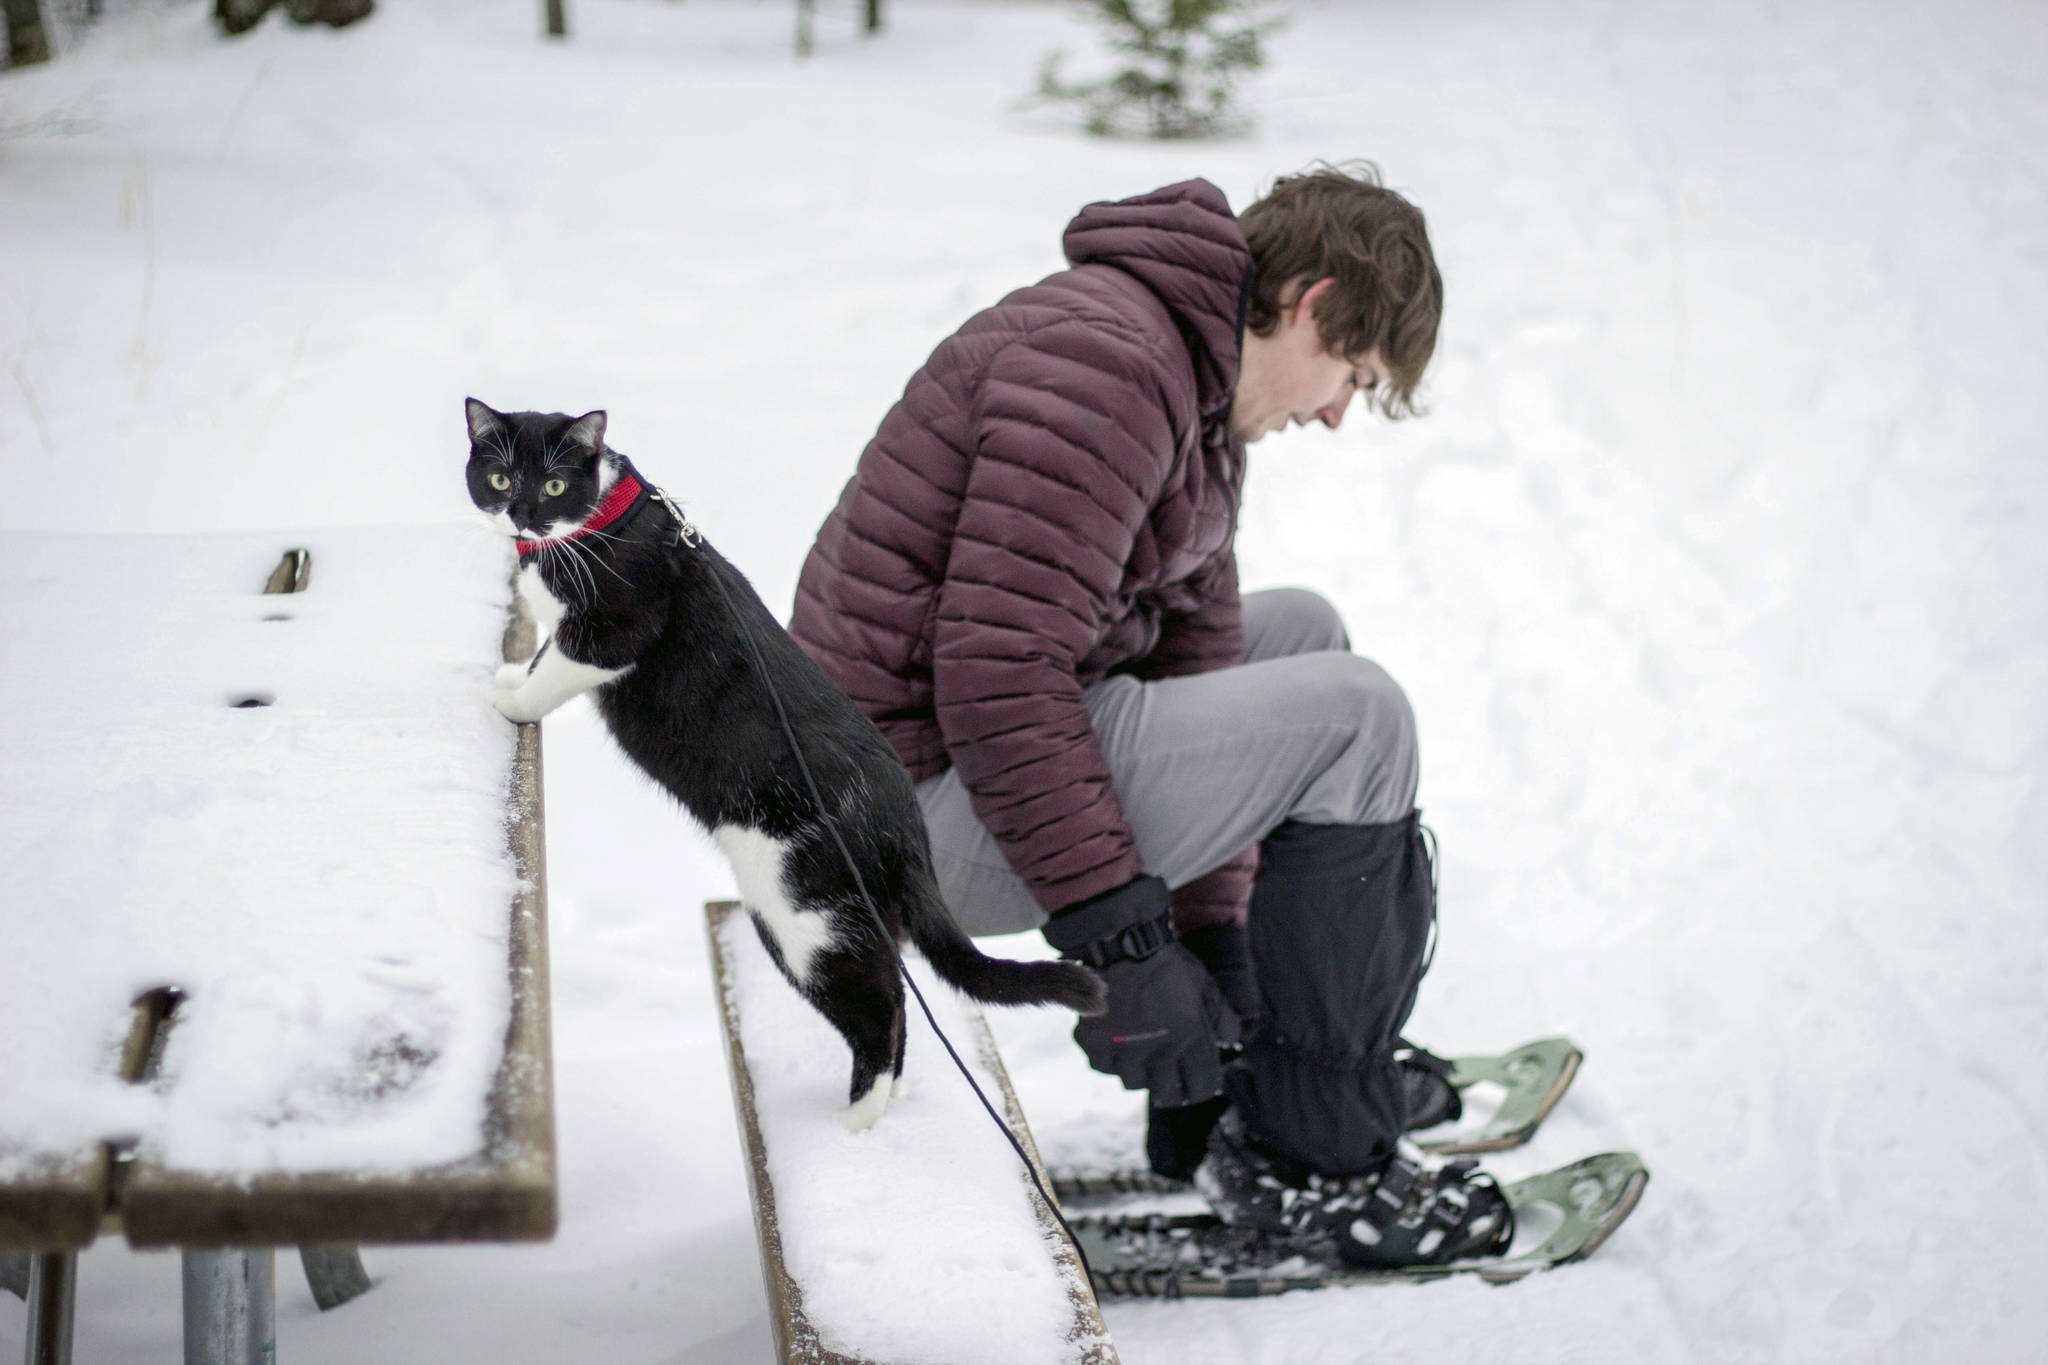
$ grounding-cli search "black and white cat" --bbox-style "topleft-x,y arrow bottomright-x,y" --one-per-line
465,399 -> 1105,1130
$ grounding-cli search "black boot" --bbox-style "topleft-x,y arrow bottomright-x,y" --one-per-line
1396,1039 -> 1463,1132
1227,814 -> 1437,1176
1195,1109 -> 1512,1268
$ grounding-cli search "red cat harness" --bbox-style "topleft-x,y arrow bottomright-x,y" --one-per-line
514,472 -> 651,565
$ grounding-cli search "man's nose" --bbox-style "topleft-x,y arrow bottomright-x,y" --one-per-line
1317,395 -> 1351,429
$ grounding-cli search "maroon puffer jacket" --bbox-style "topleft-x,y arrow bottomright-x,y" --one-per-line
790,180 -> 1255,919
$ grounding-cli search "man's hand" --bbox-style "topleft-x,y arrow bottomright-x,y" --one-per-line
1042,875 -> 1242,1108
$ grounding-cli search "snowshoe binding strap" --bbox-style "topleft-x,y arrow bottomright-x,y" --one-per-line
1331,1151 -> 1514,1269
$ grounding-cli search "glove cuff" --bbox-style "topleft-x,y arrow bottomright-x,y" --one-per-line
1043,874 -> 1175,965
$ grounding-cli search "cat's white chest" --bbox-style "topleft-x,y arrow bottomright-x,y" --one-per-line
516,561 -> 568,640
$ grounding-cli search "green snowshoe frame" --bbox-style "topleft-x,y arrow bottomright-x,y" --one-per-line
1421,1036 -> 1584,1155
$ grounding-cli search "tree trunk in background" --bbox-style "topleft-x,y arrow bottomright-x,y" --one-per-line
285,0 -> 373,25
4,0 -> 51,67
795,0 -> 814,58
545,0 -> 566,38
217,0 -> 369,34
216,0 -> 273,33
864,0 -> 881,35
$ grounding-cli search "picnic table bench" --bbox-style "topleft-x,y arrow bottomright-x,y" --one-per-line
0,530 -> 555,1364
706,899 -> 1117,1365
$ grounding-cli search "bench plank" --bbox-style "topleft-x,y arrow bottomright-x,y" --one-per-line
706,899 -> 1116,1365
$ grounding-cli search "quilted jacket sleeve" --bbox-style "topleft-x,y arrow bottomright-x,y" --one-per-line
933,320 -> 1183,913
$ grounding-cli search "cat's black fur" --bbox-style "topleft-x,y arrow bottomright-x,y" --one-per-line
465,399 -> 1105,1128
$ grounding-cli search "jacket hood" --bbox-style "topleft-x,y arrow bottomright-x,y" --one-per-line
1062,179 -> 1253,419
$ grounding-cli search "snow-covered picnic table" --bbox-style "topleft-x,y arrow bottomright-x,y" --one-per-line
0,527 -> 553,1361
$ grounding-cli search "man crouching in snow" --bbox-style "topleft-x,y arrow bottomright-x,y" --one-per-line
788,164 -> 1513,1269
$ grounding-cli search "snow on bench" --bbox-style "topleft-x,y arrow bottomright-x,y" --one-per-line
0,528 -> 553,1349
706,900 -> 1117,1365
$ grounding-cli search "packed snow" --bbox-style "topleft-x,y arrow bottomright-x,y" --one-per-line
2,0 -> 2043,1361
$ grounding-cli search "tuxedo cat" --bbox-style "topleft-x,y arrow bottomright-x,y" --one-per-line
466,400 -> 1105,1130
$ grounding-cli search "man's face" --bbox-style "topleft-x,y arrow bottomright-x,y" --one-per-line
1230,277 -> 1388,444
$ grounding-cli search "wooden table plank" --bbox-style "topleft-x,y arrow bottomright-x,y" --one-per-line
0,1152 -> 107,1253
116,589 -> 557,1248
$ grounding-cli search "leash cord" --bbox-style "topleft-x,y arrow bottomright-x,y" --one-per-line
699,565 -> 1096,1284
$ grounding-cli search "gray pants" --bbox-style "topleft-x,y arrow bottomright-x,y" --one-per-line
915,588 -> 1420,935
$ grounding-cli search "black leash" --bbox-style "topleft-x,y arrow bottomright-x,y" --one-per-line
693,541 -> 1097,1285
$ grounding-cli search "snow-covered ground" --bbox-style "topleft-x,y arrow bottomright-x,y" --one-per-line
3,0 -> 2044,1360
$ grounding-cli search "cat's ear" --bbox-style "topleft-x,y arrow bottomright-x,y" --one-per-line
465,398 -> 507,447
564,410 -> 608,456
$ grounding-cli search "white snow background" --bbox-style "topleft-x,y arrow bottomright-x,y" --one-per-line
2,0 -> 2044,1360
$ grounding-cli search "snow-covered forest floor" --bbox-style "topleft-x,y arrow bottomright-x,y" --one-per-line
2,0 -> 2044,1360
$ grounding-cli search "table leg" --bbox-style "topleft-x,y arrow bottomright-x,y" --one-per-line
22,1252 -> 77,1365
181,1249 -> 275,1365
297,1246 -> 372,1310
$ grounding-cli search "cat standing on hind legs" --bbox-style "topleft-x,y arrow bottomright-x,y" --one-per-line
465,398 -> 1106,1130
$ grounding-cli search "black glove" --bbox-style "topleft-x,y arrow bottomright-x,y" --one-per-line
1178,922 -> 1262,1036
1146,1095 -> 1230,1181
1042,874 -> 1243,1108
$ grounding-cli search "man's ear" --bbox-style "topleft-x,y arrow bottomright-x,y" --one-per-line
466,398 -> 506,446
1289,276 -> 1339,326
563,410 -> 607,455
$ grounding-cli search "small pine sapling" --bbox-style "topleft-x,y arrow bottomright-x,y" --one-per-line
1038,0 -> 1281,140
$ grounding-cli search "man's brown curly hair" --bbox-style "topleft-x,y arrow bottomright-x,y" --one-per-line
1240,162 -> 1443,420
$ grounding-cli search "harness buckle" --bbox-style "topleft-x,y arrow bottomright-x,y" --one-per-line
649,484 -> 700,548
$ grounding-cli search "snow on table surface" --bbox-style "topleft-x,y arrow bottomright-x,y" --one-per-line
0,526 -> 522,1176
718,909 -> 1095,1365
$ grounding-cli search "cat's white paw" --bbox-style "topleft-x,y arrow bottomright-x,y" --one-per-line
494,660 -> 532,690
490,686 -> 549,725
836,1082 -> 890,1133
889,1072 -> 911,1101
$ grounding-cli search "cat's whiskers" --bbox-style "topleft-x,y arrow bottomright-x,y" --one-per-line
535,538 -> 594,607
562,526 -> 638,584
560,540 -> 602,606
557,531 -> 629,594
542,432 -> 592,477
570,530 -> 630,598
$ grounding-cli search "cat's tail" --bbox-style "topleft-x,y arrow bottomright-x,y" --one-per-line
905,889 -> 1107,1015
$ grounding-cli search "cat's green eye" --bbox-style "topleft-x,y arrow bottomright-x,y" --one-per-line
544,478 -> 567,498
488,472 -> 511,491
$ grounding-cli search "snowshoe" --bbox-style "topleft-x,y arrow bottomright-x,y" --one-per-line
1408,1036 -> 1583,1155
1050,1036 -> 1586,1204
1070,1150 -> 1649,1297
